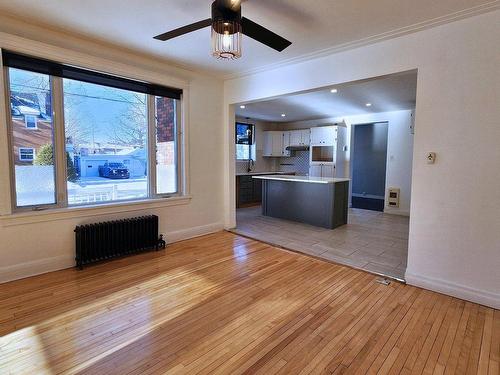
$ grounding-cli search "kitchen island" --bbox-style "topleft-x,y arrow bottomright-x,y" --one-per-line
252,175 -> 350,229
236,171 -> 295,208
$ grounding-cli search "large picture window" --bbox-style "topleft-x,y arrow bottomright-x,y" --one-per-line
63,79 -> 149,205
3,51 -> 183,211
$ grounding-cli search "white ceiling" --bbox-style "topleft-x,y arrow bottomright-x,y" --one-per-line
0,0 -> 494,77
235,71 -> 417,122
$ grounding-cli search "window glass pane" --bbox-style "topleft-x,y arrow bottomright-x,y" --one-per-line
235,122 -> 254,160
155,96 -> 178,195
63,79 -> 148,205
236,144 -> 251,160
236,123 -> 253,145
9,68 -> 56,207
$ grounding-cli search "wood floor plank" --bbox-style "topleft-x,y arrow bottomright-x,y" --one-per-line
0,231 -> 497,375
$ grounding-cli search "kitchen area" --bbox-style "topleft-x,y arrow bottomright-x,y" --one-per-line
233,73 -> 415,281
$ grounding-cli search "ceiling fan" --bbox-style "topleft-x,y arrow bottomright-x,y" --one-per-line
153,0 -> 292,60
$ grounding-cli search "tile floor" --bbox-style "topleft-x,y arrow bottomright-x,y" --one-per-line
233,206 -> 409,280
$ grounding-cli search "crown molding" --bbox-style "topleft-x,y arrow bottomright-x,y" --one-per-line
0,2 -> 497,82
223,1 -> 500,80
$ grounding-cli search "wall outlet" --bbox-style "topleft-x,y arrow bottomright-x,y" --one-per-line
426,152 -> 436,164
387,188 -> 400,208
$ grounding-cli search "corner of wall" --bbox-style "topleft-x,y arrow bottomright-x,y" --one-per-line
405,269 -> 500,309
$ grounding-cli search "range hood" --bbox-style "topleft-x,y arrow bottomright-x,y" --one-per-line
286,145 -> 310,151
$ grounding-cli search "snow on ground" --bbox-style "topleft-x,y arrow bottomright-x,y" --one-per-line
15,165 -> 177,207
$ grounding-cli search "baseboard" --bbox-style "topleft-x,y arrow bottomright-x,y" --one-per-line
0,254 -> 74,284
405,270 -> 500,309
165,222 -> 224,243
0,222 -> 225,284
383,209 -> 410,217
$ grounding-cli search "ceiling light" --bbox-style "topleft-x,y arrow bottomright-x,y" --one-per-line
154,1 -> 292,61
330,89 -> 338,93
240,105 -> 246,109
212,20 -> 242,60
365,103 -> 372,107
281,113 -> 286,117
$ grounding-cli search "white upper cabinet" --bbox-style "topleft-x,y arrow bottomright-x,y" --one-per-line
263,131 -> 285,157
289,129 -> 310,146
282,131 -> 291,157
289,130 -> 301,146
310,126 -> 335,146
301,129 -> 310,146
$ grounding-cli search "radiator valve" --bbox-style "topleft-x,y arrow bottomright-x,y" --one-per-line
157,234 -> 166,250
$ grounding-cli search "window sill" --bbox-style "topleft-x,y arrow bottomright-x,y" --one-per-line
0,195 -> 192,227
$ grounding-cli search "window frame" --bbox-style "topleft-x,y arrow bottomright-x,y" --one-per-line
235,121 -> 255,161
18,147 -> 35,162
24,114 -> 38,129
3,60 -> 185,213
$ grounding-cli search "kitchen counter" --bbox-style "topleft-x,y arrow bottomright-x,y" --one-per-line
252,175 -> 350,184
254,175 -> 350,229
235,171 -> 293,176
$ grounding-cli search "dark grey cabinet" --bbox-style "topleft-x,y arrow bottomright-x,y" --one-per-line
236,176 -> 262,207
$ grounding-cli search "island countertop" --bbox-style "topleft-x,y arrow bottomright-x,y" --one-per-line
235,171 -> 294,176
252,175 -> 350,184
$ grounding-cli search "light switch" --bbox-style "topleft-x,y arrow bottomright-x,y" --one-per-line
426,152 -> 436,164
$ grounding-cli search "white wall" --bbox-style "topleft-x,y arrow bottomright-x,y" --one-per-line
280,110 -> 414,215
223,10 -> 500,308
0,23 -> 225,282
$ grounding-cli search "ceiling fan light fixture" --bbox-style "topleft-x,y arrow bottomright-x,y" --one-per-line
211,19 -> 242,59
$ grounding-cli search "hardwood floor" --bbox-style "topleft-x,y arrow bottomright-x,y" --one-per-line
0,232 -> 498,374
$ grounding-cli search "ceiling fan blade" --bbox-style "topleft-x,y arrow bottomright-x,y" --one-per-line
154,18 -> 212,41
241,17 -> 291,52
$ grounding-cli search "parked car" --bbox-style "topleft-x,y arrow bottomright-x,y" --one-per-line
98,162 -> 130,179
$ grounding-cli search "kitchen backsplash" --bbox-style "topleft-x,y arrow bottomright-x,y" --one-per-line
236,150 -> 310,175
277,150 -> 310,175
235,149 -> 276,174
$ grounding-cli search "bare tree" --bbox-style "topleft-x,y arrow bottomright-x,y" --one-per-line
62,80 -> 94,147
110,92 -> 148,148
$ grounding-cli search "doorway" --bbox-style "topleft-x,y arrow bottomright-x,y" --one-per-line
351,122 -> 388,211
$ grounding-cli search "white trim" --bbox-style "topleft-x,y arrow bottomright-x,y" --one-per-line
223,1 -> 500,80
166,222 -> 224,243
0,254 -> 74,284
0,222 -> 224,284
383,209 -> 410,217
0,195 -> 192,226
405,270 -> 500,309
0,52 -> 12,215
